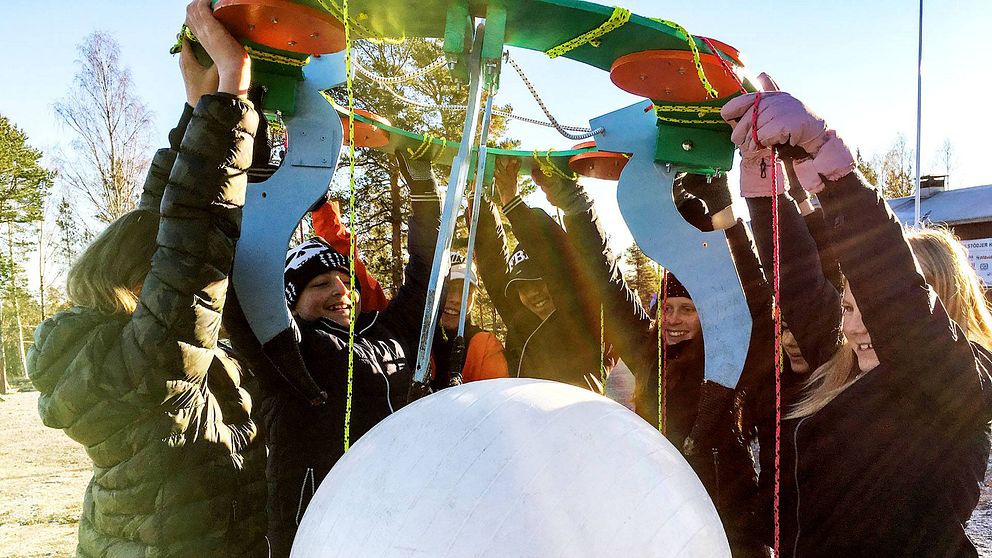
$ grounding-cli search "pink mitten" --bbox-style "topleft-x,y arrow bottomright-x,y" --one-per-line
722,92 -> 828,154
791,131 -> 856,193
740,148 -> 787,198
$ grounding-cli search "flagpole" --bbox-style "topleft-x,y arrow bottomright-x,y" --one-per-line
914,0 -> 924,224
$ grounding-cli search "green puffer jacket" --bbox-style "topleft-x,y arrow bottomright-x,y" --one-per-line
27,95 -> 268,557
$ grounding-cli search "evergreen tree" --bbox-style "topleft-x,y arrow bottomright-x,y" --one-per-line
623,244 -> 659,311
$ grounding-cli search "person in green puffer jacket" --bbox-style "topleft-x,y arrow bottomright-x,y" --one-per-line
27,2 -> 267,555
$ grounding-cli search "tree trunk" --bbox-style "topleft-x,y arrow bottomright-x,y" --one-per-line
0,298 -> 7,395
7,222 -> 28,378
389,165 -> 403,296
38,222 -> 46,321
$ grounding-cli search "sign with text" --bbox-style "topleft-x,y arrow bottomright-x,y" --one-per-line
962,237 -> 992,287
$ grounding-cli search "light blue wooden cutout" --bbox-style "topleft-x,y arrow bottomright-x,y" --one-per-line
233,53 -> 346,344
591,102 -> 751,389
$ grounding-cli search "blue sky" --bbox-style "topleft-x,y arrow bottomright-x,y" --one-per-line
2,0 -> 990,254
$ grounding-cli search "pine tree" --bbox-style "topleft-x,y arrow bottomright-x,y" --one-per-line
0,115 -> 53,392
623,244 -> 659,311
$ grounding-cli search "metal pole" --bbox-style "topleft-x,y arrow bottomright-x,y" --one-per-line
914,0 -> 924,224
412,24 -> 487,388
458,90 -> 496,339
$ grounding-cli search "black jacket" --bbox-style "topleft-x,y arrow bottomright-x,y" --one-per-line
262,191 -> 440,557
474,196 -> 607,388
561,200 -> 768,556
751,173 -> 992,557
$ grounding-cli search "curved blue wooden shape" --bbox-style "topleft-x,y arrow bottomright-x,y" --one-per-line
234,53 -> 346,345
591,101 -> 751,389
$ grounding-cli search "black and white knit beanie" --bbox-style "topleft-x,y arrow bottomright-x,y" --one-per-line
284,237 -> 357,308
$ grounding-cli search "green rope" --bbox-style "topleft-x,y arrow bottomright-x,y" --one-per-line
658,265 -> 666,434
342,0 -> 357,454
546,6 -> 631,59
650,19 -> 719,99
600,304 -> 606,395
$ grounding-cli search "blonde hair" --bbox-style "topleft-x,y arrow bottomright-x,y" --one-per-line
67,210 -> 159,315
788,225 -> 992,419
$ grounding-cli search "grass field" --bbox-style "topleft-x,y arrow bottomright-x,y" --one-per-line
1,384 -> 990,557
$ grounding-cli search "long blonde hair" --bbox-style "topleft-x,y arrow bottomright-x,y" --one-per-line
788,225 -> 992,419
67,210 -> 159,315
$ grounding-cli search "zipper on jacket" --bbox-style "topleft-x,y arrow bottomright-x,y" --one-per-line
712,448 -> 721,509
792,416 -> 809,557
379,370 -> 395,413
516,311 -> 555,378
296,467 -> 315,526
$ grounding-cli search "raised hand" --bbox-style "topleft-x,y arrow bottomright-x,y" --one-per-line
721,91 -> 854,193
493,157 -> 521,206
179,39 -> 219,106
185,0 -> 251,97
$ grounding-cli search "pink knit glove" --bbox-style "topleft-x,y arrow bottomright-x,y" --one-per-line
740,148 -> 786,198
722,92 -> 855,193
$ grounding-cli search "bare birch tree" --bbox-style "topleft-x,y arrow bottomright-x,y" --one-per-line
54,31 -> 153,223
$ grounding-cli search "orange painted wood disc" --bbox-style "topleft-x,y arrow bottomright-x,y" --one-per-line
214,0 -> 346,55
698,37 -> 743,66
341,109 -> 391,148
610,49 -> 742,103
568,151 -> 629,181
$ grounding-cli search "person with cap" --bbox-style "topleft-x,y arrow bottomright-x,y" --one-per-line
429,253 -> 509,390
472,157 -> 612,389
539,167 -> 774,556
263,152 -> 440,557
309,196 -> 389,312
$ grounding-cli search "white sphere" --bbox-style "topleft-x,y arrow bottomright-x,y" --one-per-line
292,379 -> 729,558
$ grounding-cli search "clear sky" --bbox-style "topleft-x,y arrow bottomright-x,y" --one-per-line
2,0 -> 990,257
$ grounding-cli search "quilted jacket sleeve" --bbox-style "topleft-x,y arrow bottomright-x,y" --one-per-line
31,95 -> 258,447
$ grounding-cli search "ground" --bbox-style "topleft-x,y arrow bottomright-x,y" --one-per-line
1,386 -> 990,557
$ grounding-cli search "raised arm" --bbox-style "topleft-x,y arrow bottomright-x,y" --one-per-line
380,154 -> 441,348
725,90 -> 990,413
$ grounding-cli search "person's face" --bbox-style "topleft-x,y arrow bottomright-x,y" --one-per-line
441,279 -> 476,331
294,270 -> 360,326
517,280 -> 555,320
842,286 -> 879,372
782,328 -> 810,374
663,296 -> 701,345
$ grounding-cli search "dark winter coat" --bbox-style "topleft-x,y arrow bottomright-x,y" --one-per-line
474,196 -> 609,389
263,192 -> 439,557
27,96 -> 268,557
751,173 -> 992,557
563,202 -> 769,557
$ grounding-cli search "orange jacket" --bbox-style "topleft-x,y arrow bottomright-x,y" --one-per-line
311,201 -> 389,312
461,330 -> 509,383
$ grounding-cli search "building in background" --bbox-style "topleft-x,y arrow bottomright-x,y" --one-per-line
889,176 -> 992,290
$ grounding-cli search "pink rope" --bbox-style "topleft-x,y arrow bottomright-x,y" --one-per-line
751,92 -> 784,558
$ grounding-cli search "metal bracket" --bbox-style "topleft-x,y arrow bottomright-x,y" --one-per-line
591,101 -> 752,389
233,53 -> 346,345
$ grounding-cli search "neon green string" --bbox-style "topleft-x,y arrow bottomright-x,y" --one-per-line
658,265 -> 666,433
546,7 -> 631,59
532,149 -> 578,181
343,0 -> 357,454
170,24 -> 309,67
650,19 -> 719,99
406,133 -> 433,159
654,104 -> 727,126
600,304 -> 606,395
313,0 -> 405,44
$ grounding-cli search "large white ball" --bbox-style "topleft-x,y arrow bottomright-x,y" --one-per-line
292,379 -> 729,558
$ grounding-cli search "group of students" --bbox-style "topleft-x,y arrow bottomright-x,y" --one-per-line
26,2 -> 992,557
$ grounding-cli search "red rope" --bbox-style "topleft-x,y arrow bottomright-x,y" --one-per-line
751,92 -> 784,558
